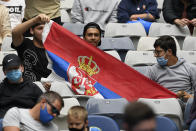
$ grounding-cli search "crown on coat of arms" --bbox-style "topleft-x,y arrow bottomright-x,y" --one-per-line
78,56 -> 100,76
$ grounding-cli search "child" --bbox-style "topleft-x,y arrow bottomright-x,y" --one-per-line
67,106 -> 101,131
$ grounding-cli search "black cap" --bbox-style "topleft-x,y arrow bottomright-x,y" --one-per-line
2,54 -> 21,70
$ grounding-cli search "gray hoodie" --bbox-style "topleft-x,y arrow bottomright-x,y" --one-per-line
146,58 -> 196,94
70,0 -> 119,30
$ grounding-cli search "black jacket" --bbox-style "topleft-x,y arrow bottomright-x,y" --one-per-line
0,78 -> 43,118
163,0 -> 196,23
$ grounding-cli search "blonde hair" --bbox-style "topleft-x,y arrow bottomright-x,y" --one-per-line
68,106 -> 88,121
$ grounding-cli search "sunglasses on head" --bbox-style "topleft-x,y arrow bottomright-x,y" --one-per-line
47,100 -> 60,116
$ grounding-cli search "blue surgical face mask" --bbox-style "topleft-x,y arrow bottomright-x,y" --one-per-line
6,69 -> 22,82
156,56 -> 168,66
40,104 -> 54,124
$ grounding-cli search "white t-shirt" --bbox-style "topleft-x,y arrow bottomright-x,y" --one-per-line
3,107 -> 58,131
0,0 -> 25,29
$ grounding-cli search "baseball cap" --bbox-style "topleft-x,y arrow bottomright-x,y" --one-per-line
2,54 -> 21,70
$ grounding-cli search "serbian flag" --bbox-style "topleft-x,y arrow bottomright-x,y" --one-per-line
42,21 -> 177,101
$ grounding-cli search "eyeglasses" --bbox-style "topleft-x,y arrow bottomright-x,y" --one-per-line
153,49 -> 165,56
47,100 -> 60,116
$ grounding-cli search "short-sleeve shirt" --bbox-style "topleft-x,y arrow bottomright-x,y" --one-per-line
3,107 -> 58,131
11,38 -> 51,81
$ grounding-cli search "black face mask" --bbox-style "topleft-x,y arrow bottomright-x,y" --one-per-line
69,125 -> 85,131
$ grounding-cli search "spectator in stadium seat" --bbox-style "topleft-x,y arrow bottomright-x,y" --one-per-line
24,0 -> 62,25
71,0 -> 119,30
3,91 -> 64,131
123,102 -> 156,131
67,106 -> 101,131
146,36 -> 196,102
0,0 -> 26,29
11,14 -> 52,82
163,0 -> 196,34
83,22 -> 102,47
117,0 -> 159,23
0,54 -> 43,130
0,4 -> 11,50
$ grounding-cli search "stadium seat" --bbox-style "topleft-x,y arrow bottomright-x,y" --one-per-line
157,11 -> 166,23
63,23 -> 85,36
138,98 -> 183,131
99,37 -> 135,51
193,27 -> 196,36
182,36 -> 196,51
132,66 -> 150,77
189,119 -> 196,131
104,23 -> 146,37
60,9 -> 71,23
0,66 -> 5,82
156,116 -> 179,131
60,0 -> 74,10
104,50 -> 122,61
0,51 -> 17,66
148,23 -> 190,37
86,98 -> 128,129
63,95 -> 93,107
157,0 -> 164,10
177,51 -> 196,65
137,36 -> 181,51
88,115 -> 120,131
1,37 -> 13,51
53,98 -> 80,130
125,51 -> 156,67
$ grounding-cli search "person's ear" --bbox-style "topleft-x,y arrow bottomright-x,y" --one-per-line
40,99 -> 47,109
85,120 -> 88,127
30,28 -> 34,35
20,65 -> 24,73
167,49 -> 173,56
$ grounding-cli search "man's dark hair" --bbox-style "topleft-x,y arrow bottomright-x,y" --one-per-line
31,22 -> 45,29
83,22 -> 102,46
37,91 -> 64,107
123,102 -> 156,131
154,35 -> 177,56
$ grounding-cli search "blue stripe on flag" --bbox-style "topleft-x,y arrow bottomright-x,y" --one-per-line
94,82 -> 121,99
47,51 -> 69,81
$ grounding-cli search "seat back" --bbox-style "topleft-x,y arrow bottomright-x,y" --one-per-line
86,98 -> 128,129
86,98 -> 128,114
182,36 -> 196,51
0,66 -> 5,82
125,51 -> 156,67
189,119 -> 196,131
1,37 -> 14,51
104,50 -> 122,61
132,66 -> 150,77
138,98 -> 183,131
99,37 -> 135,51
63,23 -> 85,36
88,115 -> 120,131
104,23 -> 146,37
177,51 -> 196,65
148,23 -> 190,37
156,116 -> 178,131
137,36 -> 180,51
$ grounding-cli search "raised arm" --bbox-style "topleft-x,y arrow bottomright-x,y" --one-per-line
12,14 -> 50,47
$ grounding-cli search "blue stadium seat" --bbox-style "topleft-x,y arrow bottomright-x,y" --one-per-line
88,115 -> 120,131
189,119 -> 196,131
86,98 -> 128,129
156,116 -> 178,131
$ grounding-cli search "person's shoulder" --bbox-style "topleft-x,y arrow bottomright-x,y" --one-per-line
48,122 -> 58,131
